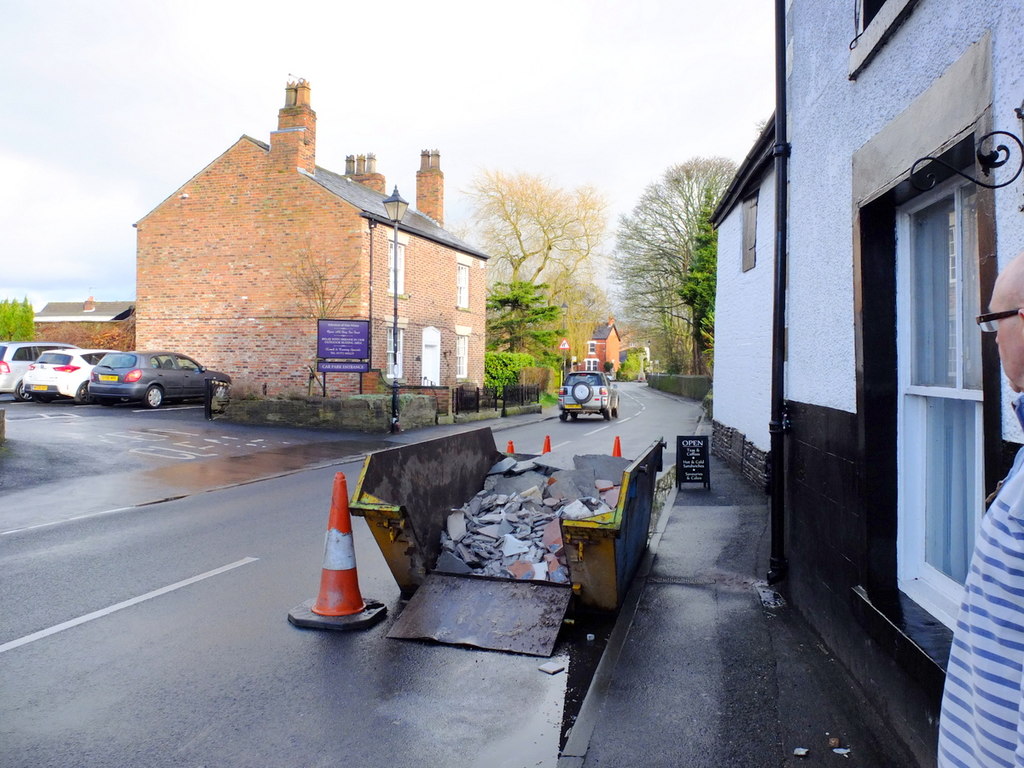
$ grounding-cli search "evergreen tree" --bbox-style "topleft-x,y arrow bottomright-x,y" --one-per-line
486,281 -> 561,363
678,192 -> 719,370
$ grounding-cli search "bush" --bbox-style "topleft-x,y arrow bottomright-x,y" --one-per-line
518,366 -> 551,391
484,352 -> 535,391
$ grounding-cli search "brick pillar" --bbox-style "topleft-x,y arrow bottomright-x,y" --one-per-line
416,150 -> 444,226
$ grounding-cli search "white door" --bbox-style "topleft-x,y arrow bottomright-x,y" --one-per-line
421,327 -> 441,386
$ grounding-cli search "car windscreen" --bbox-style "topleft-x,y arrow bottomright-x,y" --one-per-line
36,353 -> 73,365
0,346 -> 6,360
568,374 -> 602,385
97,353 -> 139,369
81,353 -> 109,365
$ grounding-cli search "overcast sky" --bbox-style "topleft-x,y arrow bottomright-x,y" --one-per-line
0,0 -> 775,308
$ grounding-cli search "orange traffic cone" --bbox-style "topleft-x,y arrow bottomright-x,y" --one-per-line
288,472 -> 386,631
542,435 -> 552,454
612,436 -> 622,458
507,440 -> 516,454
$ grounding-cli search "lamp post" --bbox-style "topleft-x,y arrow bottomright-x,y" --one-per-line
382,186 -> 409,433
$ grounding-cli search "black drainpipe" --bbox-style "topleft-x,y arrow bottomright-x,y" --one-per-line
767,0 -> 790,586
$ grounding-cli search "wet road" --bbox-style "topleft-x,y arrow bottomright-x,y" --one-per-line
0,384 -> 701,767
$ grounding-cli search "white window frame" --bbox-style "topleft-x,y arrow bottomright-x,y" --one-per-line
456,334 -> 468,379
456,264 -> 469,308
896,177 -> 982,629
386,327 -> 404,379
588,341 -> 597,355
584,358 -> 599,372
388,241 -> 406,296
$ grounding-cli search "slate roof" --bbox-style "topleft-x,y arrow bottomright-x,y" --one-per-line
242,137 -> 488,260
301,165 -> 490,261
35,301 -> 135,322
591,323 -> 619,341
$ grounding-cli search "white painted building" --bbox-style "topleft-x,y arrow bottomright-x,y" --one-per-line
712,2 -> 1024,764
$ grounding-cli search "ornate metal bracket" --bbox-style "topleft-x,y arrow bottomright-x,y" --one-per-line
910,130 -> 1024,191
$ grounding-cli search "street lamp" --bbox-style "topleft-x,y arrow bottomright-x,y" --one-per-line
382,186 -> 409,433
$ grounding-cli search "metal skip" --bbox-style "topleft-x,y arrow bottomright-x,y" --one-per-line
387,574 -> 572,657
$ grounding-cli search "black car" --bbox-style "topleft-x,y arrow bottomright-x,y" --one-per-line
89,351 -> 231,408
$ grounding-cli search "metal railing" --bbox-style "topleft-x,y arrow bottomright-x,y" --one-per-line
452,384 -> 540,415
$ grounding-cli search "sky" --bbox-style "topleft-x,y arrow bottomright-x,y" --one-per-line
0,0 -> 776,309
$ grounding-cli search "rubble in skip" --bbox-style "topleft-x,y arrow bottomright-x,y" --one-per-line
436,454 -> 632,583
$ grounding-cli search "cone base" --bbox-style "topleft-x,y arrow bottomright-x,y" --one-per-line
287,598 -> 387,631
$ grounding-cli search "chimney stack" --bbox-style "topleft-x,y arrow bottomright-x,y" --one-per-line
346,151 -> 385,194
271,79 -> 316,173
84,296 -> 96,312
416,149 -> 444,226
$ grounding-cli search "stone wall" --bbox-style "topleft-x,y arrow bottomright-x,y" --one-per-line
711,419 -> 768,491
221,394 -> 437,433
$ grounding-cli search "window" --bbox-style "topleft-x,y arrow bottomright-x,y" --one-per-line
897,179 -> 981,628
584,359 -> 599,372
588,341 -> 597,355
386,327 -> 404,379
456,335 -> 468,379
742,194 -> 758,272
388,241 -> 406,295
456,264 -> 469,308
858,0 -> 887,30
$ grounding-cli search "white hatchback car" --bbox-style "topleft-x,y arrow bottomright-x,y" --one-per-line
23,348 -> 120,404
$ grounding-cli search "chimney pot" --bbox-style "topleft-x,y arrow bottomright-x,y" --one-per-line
345,155 -> 356,175
356,154 -> 366,174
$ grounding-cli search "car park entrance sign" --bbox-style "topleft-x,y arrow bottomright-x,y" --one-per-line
316,319 -> 370,375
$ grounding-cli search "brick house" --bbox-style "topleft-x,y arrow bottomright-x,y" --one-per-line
579,317 -> 620,374
134,80 -> 489,396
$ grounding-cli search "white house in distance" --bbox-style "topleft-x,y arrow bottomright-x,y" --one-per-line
712,2 -> 1024,764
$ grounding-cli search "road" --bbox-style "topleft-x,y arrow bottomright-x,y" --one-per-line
0,383 -> 703,767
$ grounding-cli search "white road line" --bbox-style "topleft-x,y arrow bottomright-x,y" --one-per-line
584,425 -> 610,436
1,506 -> 137,536
129,405 -> 202,413
0,557 -> 259,655
553,441 -> 572,450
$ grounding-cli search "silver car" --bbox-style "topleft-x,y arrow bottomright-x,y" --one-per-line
558,371 -> 620,421
0,341 -> 80,400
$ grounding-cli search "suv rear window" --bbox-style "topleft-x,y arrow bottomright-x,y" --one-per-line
567,373 -> 603,386
98,353 -> 139,368
36,353 -> 73,365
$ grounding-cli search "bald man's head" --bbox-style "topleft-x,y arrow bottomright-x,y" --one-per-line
991,252 -> 1024,392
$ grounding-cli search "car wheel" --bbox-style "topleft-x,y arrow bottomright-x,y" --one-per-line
569,413 -> 578,421
570,382 -> 593,403
74,382 -> 92,404
559,412 -> 568,422
32,394 -> 56,403
13,380 -> 32,401
602,408 -> 611,421
143,385 -> 164,409
612,405 -> 619,418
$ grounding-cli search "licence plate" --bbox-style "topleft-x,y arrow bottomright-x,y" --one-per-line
99,374 -> 119,382
32,385 -> 48,391
564,404 -> 581,409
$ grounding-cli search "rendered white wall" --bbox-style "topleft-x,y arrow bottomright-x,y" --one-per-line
784,1 -> 1024,416
713,171 -> 776,451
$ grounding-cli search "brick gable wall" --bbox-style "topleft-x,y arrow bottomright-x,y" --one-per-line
136,138 -> 486,395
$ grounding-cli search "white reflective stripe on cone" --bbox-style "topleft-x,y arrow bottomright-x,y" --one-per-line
322,530 -> 357,571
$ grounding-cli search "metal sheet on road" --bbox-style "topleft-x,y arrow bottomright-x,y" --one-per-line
388,573 -> 572,656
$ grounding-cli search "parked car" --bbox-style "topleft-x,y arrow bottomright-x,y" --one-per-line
0,342 -> 80,401
23,348 -> 120,404
89,351 -> 231,409
558,371 -> 619,421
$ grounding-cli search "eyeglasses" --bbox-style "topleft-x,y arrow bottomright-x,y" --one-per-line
977,308 -> 1023,332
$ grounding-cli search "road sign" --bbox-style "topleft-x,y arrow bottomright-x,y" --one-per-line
558,338 -> 570,350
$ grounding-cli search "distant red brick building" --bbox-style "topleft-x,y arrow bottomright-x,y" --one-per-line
135,80 -> 488,395
580,317 -> 621,374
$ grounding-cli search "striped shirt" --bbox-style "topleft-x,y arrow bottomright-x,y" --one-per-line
938,400 -> 1024,768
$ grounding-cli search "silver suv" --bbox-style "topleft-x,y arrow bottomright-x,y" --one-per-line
0,342 -> 79,400
558,371 -> 619,421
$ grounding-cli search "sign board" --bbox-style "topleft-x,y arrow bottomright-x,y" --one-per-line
318,361 -> 370,373
317,319 -> 370,360
676,435 -> 710,489
558,338 -> 570,351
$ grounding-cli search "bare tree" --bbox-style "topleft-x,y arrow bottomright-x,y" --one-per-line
286,249 -> 360,319
612,157 -> 736,374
